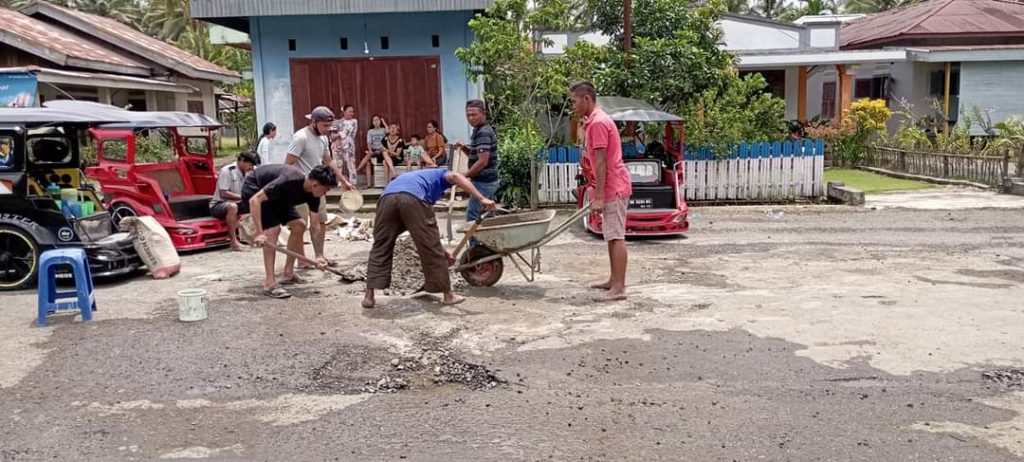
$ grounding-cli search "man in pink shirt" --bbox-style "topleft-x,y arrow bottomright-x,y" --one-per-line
570,81 -> 632,301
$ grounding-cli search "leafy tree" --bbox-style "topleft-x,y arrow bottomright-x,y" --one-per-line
780,0 -> 837,21
722,0 -> 751,14
457,0 -> 607,206
681,73 -> 787,149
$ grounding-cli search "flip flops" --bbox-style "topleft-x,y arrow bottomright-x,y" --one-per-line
279,274 -> 306,285
263,285 -> 291,299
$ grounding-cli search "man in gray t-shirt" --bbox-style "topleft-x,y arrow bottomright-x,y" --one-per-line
285,106 -> 356,269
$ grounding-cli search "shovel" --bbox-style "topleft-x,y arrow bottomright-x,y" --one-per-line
261,242 -> 348,278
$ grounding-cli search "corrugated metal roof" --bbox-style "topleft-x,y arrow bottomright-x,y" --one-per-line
0,7 -> 150,75
841,0 -> 1024,49
22,2 -> 240,82
190,0 -> 494,18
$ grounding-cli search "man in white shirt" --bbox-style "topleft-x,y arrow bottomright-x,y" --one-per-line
285,106 -> 356,268
209,151 -> 258,251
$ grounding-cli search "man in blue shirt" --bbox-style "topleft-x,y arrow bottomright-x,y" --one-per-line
363,168 -> 496,309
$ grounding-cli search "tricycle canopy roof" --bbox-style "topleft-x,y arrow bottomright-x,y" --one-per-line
596,97 -> 683,123
42,101 -> 223,128
0,107 -> 130,127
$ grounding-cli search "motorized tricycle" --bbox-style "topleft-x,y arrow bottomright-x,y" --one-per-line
0,107 -> 142,290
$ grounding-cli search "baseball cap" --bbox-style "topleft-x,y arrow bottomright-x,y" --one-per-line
306,106 -> 335,122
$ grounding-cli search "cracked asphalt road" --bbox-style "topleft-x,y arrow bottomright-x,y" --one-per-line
2,202 -> 1024,461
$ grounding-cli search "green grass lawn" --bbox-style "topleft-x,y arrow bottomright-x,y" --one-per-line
216,136 -> 249,159
824,168 -> 934,194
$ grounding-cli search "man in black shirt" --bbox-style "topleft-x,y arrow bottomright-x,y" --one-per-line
238,164 -> 338,298
454,99 -> 500,229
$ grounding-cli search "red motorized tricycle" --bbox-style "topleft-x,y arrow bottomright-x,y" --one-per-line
576,97 -> 689,237
46,101 -> 231,251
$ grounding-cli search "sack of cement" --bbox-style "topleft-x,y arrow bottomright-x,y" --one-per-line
239,215 -> 290,247
120,216 -> 180,279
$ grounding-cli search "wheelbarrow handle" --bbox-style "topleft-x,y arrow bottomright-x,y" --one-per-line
450,209 -> 498,259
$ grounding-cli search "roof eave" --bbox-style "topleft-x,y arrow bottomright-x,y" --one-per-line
63,57 -> 151,76
842,31 -> 1024,50
736,49 -> 908,68
0,29 -> 150,76
189,0 -> 495,19
24,2 -> 235,83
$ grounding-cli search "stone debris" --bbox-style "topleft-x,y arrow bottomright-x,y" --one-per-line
337,218 -> 373,241
982,370 -> 1024,388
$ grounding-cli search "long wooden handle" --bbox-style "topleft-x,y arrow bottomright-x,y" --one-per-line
263,242 -> 347,277
452,218 -> 482,257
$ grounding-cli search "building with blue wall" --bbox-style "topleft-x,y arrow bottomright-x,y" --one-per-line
192,0 -> 492,155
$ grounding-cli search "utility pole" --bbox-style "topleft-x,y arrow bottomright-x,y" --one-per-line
623,0 -> 633,54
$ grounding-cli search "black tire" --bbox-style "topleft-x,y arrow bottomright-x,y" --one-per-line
458,246 -> 504,287
110,203 -> 137,229
0,225 -> 40,291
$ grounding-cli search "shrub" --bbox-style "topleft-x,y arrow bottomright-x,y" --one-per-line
808,99 -> 890,166
496,123 -> 544,208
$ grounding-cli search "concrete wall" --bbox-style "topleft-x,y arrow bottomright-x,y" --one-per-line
960,61 -> 1024,131
720,19 -> 800,52
249,11 -> 481,151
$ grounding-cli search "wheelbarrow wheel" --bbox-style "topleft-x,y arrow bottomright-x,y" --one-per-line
458,246 -> 504,287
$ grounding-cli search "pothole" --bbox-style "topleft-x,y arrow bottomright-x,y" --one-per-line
301,330 -> 506,395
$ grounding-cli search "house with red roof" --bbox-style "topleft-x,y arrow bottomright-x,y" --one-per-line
0,1 -> 238,117
808,0 -> 1024,131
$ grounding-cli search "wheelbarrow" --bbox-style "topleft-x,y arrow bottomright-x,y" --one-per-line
452,204 -> 591,286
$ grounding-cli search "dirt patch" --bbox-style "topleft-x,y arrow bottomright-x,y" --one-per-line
302,330 -> 505,394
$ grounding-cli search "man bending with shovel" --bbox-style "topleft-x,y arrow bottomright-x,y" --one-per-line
239,164 -> 338,299
363,168 -> 496,309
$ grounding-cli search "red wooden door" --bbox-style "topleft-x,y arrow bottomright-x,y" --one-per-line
289,57 -> 442,162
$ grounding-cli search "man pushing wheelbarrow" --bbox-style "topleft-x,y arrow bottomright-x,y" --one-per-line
362,168 -> 496,309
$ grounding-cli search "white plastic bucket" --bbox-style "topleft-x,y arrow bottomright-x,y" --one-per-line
177,288 -> 208,322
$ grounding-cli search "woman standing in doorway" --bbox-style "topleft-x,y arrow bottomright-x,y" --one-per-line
382,122 -> 406,183
256,122 -> 277,165
358,114 -> 388,188
424,120 -> 448,168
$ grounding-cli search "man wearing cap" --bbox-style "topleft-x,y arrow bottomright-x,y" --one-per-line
453,99 -> 500,234
285,106 -> 356,269
209,151 -> 258,251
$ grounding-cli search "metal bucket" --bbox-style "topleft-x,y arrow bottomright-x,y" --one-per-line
177,288 -> 208,322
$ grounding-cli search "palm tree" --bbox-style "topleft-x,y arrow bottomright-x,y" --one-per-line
65,0 -> 142,25
843,0 -> 921,14
141,0 -> 193,41
779,0 -> 838,20
750,0 -> 791,19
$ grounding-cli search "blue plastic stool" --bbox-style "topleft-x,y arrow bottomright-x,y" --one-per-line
37,248 -> 96,327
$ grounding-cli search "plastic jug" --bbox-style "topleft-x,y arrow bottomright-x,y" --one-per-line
60,188 -> 79,205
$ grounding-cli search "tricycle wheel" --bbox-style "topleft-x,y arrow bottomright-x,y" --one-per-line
0,225 -> 40,291
458,246 -> 504,287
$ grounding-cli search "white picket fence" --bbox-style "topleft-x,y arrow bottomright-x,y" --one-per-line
538,140 -> 826,204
